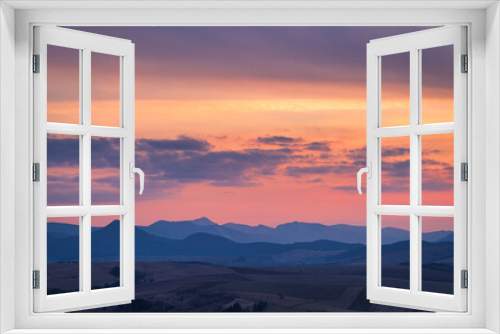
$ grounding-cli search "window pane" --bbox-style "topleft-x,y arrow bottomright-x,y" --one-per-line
381,136 -> 410,205
421,45 -> 454,124
421,217 -> 454,294
381,215 -> 410,290
91,216 -> 121,290
91,137 -> 121,205
92,52 -> 120,127
381,52 -> 410,127
47,45 -> 80,124
47,216 -> 80,295
421,133 -> 454,206
47,134 -> 80,206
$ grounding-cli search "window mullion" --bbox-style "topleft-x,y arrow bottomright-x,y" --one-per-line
81,48 -> 92,294
409,47 -> 421,294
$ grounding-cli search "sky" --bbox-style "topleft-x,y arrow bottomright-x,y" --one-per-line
45,26 -> 454,231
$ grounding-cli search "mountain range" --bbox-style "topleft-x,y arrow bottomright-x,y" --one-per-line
47,218 -> 453,267
48,217 -> 453,245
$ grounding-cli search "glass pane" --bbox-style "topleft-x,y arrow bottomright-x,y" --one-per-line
47,134 -> 79,206
421,133 -> 454,206
421,45 -> 454,124
381,136 -> 410,205
381,215 -> 410,290
47,45 -> 80,124
381,52 -> 410,127
421,217 -> 454,294
91,137 -> 121,205
47,216 -> 80,295
91,216 -> 121,290
92,52 -> 120,127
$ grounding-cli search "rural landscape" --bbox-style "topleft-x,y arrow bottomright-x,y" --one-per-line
47,217 -> 454,312
46,26 -> 456,313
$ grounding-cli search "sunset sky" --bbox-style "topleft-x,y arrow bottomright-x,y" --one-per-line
46,26 -> 454,232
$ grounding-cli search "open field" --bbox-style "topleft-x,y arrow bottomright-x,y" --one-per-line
46,262 -> 454,312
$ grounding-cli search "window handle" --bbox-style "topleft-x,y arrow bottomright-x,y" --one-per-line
357,162 -> 371,195
129,162 -> 145,195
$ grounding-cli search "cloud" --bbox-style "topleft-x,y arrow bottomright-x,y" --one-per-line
47,135 -> 79,167
382,160 -> 410,178
382,180 -> 410,193
138,145 -> 292,188
286,165 -> 335,178
210,180 -> 259,187
422,180 -> 453,191
92,137 -> 121,168
305,142 -> 331,152
382,148 -> 409,157
47,180 -> 79,205
257,136 -> 302,145
137,136 -> 212,152
345,147 -> 366,161
331,185 -> 358,193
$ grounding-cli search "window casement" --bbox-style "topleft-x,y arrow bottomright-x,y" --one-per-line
33,26 -> 140,312
363,26 -> 467,312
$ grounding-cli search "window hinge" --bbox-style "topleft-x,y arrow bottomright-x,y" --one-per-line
461,162 -> 468,182
33,54 -> 40,73
461,270 -> 468,289
33,270 -> 40,289
33,163 -> 40,182
461,54 -> 468,73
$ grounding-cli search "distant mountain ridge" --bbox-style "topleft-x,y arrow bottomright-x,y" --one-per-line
136,217 -> 452,245
47,220 -> 453,267
48,217 -> 453,245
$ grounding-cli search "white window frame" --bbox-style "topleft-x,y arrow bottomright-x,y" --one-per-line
366,26 -> 468,312
33,26 -> 136,313
0,1 -> 499,333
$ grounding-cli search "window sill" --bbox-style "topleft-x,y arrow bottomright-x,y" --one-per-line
4,329 -> 497,334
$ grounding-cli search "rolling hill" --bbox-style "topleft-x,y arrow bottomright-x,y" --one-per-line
47,220 -> 454,267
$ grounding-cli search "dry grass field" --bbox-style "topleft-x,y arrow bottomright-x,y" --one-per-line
45,262 -> 447,312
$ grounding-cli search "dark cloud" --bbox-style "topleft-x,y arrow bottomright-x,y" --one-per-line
145,149 -> 290,184
382,148 -> 409,157
210,180 -> 258,188
382,180 -> 410,193
286,165 -> 335,178
137,136 -> 211,152
422,159 -> 450,167
92,175 -> 120,186
47,182 -> 79,205
422,180 -> 453,191
305,142 -> 331,152
47,135 -> 79,167
92,137 -> 121,168
257,136 -> 302,145
331,185 -> 358,193
382,160 -> 410,178
67,26 -> 438,101
422,149 -> 441,156
91,187 -> 120,205
48,175 -> 79,183
345,147 -> 366,161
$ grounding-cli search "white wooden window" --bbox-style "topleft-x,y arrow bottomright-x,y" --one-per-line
364,26 -> 467,312
2,2 -> 494,331
33,26 -> 138,312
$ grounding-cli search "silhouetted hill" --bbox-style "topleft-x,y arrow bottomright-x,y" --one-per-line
47,222 -> 101,238
134,218 -> 452,245
436,232 -> 454,243
47,221 -> 454,267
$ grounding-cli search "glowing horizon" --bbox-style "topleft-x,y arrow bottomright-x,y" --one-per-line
46,26 -> 454,233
